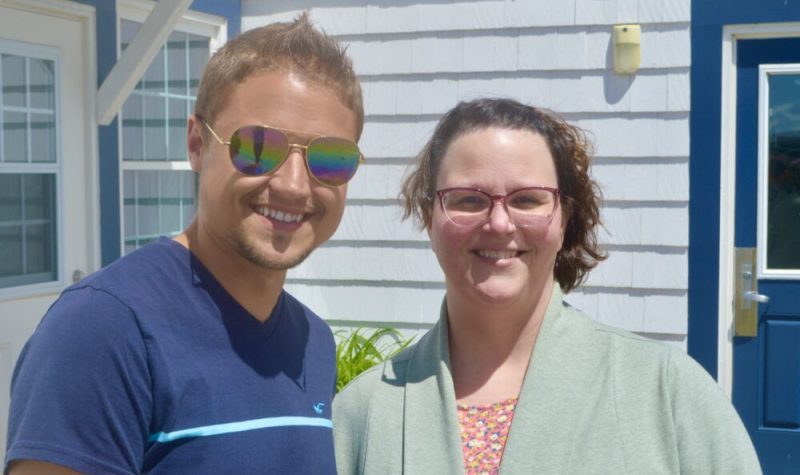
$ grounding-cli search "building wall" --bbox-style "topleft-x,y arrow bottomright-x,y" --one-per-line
242,0 -> 691,347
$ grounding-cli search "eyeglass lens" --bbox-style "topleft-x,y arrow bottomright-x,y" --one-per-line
229,125 -> 361,186
440,188 -> 557,227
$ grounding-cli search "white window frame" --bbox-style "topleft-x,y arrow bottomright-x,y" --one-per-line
116,0 -> 226,253
757,63 -> 800,280
0,39 -> 63,297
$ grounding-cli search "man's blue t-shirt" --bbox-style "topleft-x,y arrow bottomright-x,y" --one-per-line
5,238 -> 337,474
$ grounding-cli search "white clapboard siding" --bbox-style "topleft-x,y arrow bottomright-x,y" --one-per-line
243,0 -> 692,348
362,70 -> 690,116
341,26 -> 689,76
357,114 -> 688,160
243,0 -> 689,34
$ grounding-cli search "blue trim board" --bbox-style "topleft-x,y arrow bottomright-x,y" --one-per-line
72,0 -> 120,266
688,22 -> 723,378
689,1 -> 800,377
193,0 -> 242,37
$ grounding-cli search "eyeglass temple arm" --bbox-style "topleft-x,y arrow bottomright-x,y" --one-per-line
196,115 -> 229,146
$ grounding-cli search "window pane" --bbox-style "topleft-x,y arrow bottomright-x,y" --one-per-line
188,33 -> 209,97
29,57 -> 55,110
3,111 -> 27,163
0,224 -> 23,279
159,171 -> 181,235
24,174 -> 54,220
123,170 -> 196,249
0,173 -> 21,221
167,31 -> 188,96
168,98 -> 187,161
2,54 -> 26,107
123,171 -> 137,239
30,112 -> 56,163
122,93 -> 144,161
0,173 -> 57,288
25,222 -> 55,275
136,170 -> 159,236
766,73 -> 800,270
143,95 -> 166,161
144,44 -> 165,92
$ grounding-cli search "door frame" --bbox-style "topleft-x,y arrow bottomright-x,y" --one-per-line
717,22 -> 800,396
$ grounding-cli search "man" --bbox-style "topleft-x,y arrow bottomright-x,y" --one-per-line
5,13 -> 363,474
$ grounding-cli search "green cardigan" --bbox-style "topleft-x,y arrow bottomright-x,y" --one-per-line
333,287 -> 761,474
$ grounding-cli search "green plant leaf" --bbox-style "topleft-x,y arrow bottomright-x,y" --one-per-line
335,327 -> 414,393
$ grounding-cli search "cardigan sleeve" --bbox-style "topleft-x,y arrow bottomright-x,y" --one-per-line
667,350 -> 762,474
333,367 -> 379,475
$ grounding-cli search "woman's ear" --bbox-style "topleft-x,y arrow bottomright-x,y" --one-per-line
187,115 -> 205,173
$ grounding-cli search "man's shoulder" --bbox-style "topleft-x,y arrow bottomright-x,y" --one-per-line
37,239 -> 190,336
79,238 -> 183,289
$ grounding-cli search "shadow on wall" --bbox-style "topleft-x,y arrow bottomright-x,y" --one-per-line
604,33 -> 633,105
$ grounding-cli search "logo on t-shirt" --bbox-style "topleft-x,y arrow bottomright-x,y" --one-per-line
313,402 -> 325,414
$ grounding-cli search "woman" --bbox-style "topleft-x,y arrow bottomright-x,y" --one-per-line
333,98 -> 760,474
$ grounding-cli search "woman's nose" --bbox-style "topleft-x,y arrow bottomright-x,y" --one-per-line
484,201 -> 516,234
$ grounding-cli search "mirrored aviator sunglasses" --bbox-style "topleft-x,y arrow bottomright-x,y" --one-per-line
201,118 -> 364,187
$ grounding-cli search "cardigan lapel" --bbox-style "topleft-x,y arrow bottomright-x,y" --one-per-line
402,299 -> 465,475
499,286 -> 621,473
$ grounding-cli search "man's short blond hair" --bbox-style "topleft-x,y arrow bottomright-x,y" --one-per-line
195,12 -> 364,138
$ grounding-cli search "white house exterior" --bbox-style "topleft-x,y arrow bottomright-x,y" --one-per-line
243,0 -> 692,348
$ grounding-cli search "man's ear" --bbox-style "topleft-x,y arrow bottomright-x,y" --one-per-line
187,115 -> 205,173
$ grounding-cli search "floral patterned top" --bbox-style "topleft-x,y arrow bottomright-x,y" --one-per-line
457,397 -> 519,475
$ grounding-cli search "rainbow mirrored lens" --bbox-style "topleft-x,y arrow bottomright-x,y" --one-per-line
230,126 -> 288,175
306,136 -> 361,186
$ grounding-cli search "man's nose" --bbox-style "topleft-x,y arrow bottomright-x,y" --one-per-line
267,146 -> 312,197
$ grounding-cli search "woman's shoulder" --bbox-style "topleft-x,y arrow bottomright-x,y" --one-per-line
559,302 -> 675,359
558,302 -> 730,399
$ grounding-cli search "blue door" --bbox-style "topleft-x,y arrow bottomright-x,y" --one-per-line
733,38 -> 800,474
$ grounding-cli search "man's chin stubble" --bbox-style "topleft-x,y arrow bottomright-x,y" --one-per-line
235,240 -> 312,270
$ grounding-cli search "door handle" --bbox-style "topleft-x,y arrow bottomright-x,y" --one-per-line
742,270 -> 770,303
735,248 -> 767,337
743,291 -> 770,303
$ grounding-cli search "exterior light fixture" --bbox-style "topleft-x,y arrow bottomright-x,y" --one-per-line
613,24 -> 641,74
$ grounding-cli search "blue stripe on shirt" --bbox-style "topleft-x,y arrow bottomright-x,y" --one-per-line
148,416 -> 333,443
